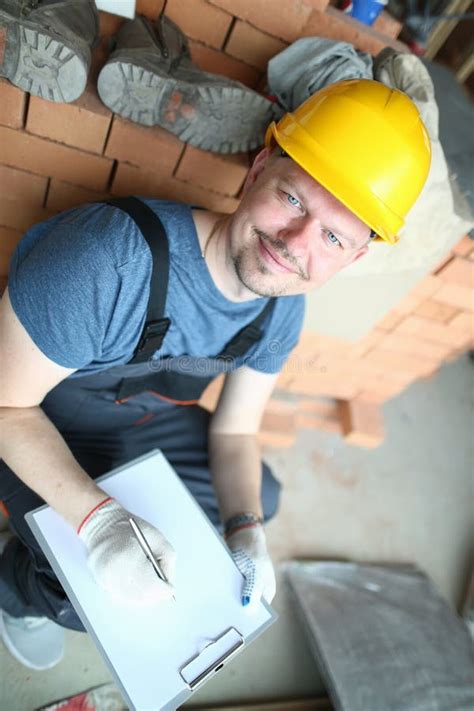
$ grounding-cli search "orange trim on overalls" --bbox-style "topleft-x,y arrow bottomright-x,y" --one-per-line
149,390 -> 200,406
115,390 -> 200,407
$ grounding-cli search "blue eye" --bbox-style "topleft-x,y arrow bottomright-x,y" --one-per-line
323,229 -> 342,248
286,193 -> 302,209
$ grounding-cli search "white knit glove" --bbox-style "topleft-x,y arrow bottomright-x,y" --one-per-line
78,497 -> 176,606
226,525 -> 276,606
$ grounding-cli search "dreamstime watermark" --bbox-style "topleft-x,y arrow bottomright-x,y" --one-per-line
146,339 -> 329,375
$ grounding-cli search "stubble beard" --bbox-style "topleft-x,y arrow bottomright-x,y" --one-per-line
232,227 -> 308,297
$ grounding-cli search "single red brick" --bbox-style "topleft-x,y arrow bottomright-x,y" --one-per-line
169,177 -> 240,213
0,126 -> 114,191
111,162 -> 240,213
166,0 -> 233,50
299,397 -> 337,417
347,356 -> 416,388
449,311 -> 474,335
208,0 -> 326,42
0,164 -> 48,205
435,283 -> 474,312
408,274 -> 442,300
282,372 -> 361,400
296,398 -> 341,433
296,411 -> 341,434
189,41 -> 260,88
413,299 -> 459,323
452,235 -> 474,258
175,146 -> 249,197
46,179 -> 108,212
380,332 -> 452,360
0,79 -> 27,129
26,85 -> 112,154
304,7 -> 408,55
0,197 -> 54,233
394,315 -> 469,349
373,10 -> 402,38
437,256 -> 474,289
347,328 -> 386,358
111,162 -> 173,197
364,347 -> 439,378
105,117 -> 184,173
338,398 -> 385,448
225,21 -> 287,70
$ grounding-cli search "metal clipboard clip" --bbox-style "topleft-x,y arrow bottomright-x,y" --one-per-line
179,627 -> 244,691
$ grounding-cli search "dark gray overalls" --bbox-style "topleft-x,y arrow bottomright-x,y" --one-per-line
0,198 -> 281,631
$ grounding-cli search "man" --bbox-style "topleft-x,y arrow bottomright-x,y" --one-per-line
0,78 -> 431,670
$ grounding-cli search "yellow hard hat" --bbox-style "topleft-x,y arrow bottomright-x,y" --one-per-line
265,79 -> 431,244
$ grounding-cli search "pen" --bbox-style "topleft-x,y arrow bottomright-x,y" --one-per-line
129,517 -> 176,602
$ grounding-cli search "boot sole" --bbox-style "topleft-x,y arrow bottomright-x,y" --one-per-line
0,11 -> 88,102
97,60 -> 276,154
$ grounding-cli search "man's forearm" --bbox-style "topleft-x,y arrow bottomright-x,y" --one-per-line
0,406 -> 107,529
208,432 -> 263,524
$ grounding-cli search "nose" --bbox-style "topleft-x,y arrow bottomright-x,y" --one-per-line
278,215 -> 320,257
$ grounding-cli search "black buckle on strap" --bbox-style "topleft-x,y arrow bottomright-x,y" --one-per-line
137,318 -> 171,353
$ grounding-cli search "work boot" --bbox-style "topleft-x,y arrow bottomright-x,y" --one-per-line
97,14 -> 277,154
0,0 -> 99,102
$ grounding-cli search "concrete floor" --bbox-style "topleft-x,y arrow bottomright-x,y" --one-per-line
0,355 -> 473,710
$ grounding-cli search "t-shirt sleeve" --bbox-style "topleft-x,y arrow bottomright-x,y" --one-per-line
243,295 -> 306,374
7,211 -> 122,369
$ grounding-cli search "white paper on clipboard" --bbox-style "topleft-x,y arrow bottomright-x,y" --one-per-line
26,450 -> 277,711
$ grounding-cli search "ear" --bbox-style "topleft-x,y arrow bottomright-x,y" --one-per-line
241,146 -> 272,195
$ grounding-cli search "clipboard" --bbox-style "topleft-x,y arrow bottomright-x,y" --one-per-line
25,450 -> 277,710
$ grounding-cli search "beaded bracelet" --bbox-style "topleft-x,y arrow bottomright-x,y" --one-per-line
224,512 -> 263,538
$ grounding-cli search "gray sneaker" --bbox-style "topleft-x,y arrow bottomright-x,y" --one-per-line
0,0 -> 99,102
97,14 -> 277,154
0,608 -> 65,669
0,532 -> 65,669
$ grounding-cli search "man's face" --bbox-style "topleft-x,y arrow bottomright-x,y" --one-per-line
228,148 -> 371,298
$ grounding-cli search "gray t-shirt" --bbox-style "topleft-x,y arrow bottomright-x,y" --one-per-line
8,199 -> 305,377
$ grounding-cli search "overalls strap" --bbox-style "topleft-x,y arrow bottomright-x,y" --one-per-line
218,298 -> 276,361
106,197 -> 171,364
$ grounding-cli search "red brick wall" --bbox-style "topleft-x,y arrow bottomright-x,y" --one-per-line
0,0 -> 407,290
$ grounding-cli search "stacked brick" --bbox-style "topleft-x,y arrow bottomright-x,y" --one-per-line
200,235 -> 474,448
1,0 -> 470,448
